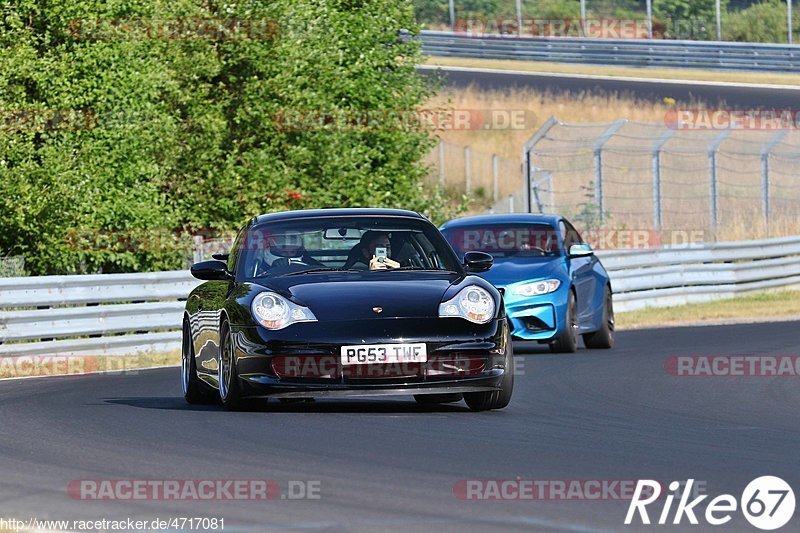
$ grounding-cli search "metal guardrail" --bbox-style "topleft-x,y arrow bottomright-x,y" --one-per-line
420,31 -> 800,72
597,235 -> 800,312
0,235 -> 798,356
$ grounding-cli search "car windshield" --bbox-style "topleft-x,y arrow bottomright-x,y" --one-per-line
442,223 -> 560,259
237,216 -> 462,278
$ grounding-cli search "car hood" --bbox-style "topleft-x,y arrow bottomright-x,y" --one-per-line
260,271 -> 461,320
478,258 -> 564,288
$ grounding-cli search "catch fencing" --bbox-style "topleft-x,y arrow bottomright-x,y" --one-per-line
518,117 -> 800,237
1,235 -> 799,356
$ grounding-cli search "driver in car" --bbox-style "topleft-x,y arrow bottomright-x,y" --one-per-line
343,231 -> 400,270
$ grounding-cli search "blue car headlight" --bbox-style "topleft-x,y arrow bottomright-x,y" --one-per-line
512,279 -> 561,297
439,285 -> 496,324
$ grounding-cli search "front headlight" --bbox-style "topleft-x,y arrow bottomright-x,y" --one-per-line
251,292 -> 317,330
512,279 -> 561,297
439,285 -> 496,324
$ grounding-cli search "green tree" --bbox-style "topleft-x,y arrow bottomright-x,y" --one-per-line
0,0 -> 446,275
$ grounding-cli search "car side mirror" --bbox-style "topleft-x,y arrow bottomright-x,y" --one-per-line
191,260 -> 233,281
568,244 -> 594,258
212,252 -> 229,261
464,251 -> 493,272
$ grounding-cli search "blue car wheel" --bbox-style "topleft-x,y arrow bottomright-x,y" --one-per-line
549,291 -> 578,353
583,286 -> 615,349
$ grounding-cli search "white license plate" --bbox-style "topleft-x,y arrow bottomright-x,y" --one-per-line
340,343 -> 427,365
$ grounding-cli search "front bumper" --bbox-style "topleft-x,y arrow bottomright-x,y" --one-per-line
500,283 -> 569,341
229,318 -> 510,398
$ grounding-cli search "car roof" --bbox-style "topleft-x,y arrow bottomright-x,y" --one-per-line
440,213 -> 562,229
251,208 -> 426,226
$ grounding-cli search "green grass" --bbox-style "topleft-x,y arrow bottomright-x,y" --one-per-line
617,290 -> 800,330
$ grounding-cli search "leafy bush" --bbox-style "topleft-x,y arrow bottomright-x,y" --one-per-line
1,0 -> 450,275
723,0 -> 799,43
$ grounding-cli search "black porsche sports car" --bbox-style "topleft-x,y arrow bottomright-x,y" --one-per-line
182,208 -> 513,411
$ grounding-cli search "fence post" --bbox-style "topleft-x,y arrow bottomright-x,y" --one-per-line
492,154 -> 499,202
449,0 -> 455,32
522,117 -> 558,213
464,146 -> 471,194
707,130 -> 731,229
652,129 -> 675,230
594,120 -> 627,224
761,131 -> 788,230
438,140 -> 445,187
509,194 -> 514,213
580,0 -> 587,37
516,0 -> 523,37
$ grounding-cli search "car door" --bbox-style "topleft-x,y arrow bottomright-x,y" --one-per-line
192,229 -> 244,378
561,220 -> 596,327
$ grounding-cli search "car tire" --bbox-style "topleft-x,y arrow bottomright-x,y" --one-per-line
549,290 -> 578,353
583,286 -> 615,349
464,341 -> 514,412
219,322 -> 244,410
182,321 -> 213,404
414,393 -> 463,404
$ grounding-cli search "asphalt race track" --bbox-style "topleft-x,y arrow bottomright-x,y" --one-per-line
1,321 -> 799,532
420,65 -> 800,109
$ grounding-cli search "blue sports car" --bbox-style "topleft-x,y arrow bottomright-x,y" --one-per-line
440,214 -> 614,353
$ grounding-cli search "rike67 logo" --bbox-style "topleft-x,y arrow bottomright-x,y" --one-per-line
625,477 -> 795,530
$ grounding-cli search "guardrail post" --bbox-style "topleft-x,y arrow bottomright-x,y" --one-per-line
761,131 -> 788,230
516,0 -> 523,37
438,140 -> 445,187
789,0 -> 794,45
522,117 -> 558,213
492,153 -> 498,202
594,120 -> 627,224
716,0 -> 722,41
646,0 -> 653,39
707,130 -> 731,229
464,146 -> 471,194
652,129 -> 675,230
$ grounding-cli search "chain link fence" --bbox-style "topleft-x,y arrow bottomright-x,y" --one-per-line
519,117 -> 800,237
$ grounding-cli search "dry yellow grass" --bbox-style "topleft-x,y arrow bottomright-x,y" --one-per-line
426,85 -> 675,160
617,290 -> 800,330
425,56 -> 800,87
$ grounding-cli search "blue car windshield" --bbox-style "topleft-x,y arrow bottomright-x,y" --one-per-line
442,223 -> 560,259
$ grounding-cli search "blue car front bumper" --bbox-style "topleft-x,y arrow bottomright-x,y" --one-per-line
499,281 -> 570,341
